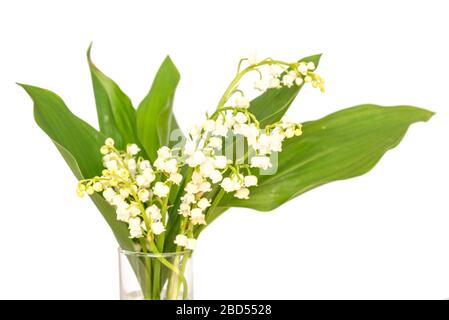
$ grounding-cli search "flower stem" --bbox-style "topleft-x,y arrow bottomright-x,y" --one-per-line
216,59 -> 294,110
138,238 -> 152,299
149,241 -> 189,300
172,250 -> 191,299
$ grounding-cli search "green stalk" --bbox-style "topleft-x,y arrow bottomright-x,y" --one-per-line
150,181 -> 172,298
166,248 -> 182,299
172,251 -> 191,299
138,238 -> 152,299
166,214 -> 190,298
149,241 -> 189,300
216,59 -> 293,110
152,260 -> 161,299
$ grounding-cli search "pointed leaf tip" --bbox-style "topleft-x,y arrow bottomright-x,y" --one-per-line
86,42 -> 97,69
17,83 -> 51,98
161,55 -> 180,77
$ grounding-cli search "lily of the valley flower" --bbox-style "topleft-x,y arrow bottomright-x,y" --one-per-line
77,54 -> 318,249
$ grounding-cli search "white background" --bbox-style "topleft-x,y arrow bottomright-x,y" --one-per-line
0,0 -> 448,299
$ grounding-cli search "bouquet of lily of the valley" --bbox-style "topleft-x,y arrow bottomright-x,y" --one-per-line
20,46 -> 432,299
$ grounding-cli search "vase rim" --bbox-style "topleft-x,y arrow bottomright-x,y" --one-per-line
118,247 -> 191,257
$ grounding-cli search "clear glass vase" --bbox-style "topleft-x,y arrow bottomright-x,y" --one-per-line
118,248 -> 193,300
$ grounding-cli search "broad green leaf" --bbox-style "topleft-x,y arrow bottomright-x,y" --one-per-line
217,104 -> 433,213
19,84 -> 104,178
87,44 -> 139,150
137,56 -> 184,161
248,54 -> 322,127
19,84 -> 134,250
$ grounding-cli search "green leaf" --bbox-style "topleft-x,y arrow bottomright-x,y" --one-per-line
136,56 -> 184,161
19,84 -> 135,250
219,104 -> 433,212
18,84 -> 104,178
87,44 -> 139,150
248,54 -> 322,127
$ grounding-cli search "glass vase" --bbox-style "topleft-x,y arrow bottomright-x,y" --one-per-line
118,248 -> 193,300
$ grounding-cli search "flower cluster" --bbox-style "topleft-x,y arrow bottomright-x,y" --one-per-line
77,54 -> 323,252
77,138 -> 184,241
245,54 -> 325,93
182,110 -> 302,198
